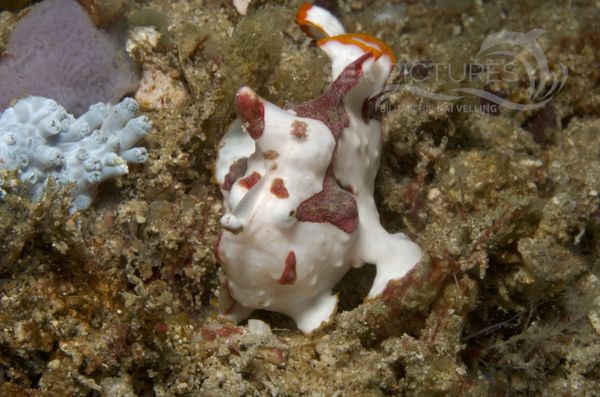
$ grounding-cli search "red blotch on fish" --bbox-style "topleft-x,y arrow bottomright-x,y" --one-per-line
239,171 -> 261,189
271,178 -> 289,198
296,171 -> 358,233
235,87 -> 265,139
278,251 -> 297,285
221,158 -> 248,191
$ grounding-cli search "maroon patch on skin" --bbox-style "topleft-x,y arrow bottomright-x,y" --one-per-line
221,158 -> 248,191
291,53 -> 373,141
271,178 -> 289,198
238,171 -> 261,189
278,251 -> 297,285
291,120 -> 308,140
296,170 -> 358,233
338,179 -> 355,195
222,174 -> 233,191
235,87 -> 265,139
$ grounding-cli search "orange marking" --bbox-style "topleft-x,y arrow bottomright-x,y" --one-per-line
238,171 -> 261,189
318,33 -> 398,65
344,33 -> 398,64
317,35 -> 383,60
271,178 -> 289,198
296,3 -> 312,25
296,3 -> 328,38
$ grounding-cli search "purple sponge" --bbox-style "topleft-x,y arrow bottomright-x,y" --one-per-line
0,0 -> 138,115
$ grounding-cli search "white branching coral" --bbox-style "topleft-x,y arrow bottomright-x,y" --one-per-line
0,96 -> 150,210
214,3 -> 422,333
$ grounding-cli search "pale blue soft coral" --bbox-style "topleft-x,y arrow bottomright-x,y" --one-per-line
0,96 -> 151,210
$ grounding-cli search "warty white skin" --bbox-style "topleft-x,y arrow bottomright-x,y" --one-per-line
218,90 -> 358,333
215,5 -> 422,333
322,45 -> 422,297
